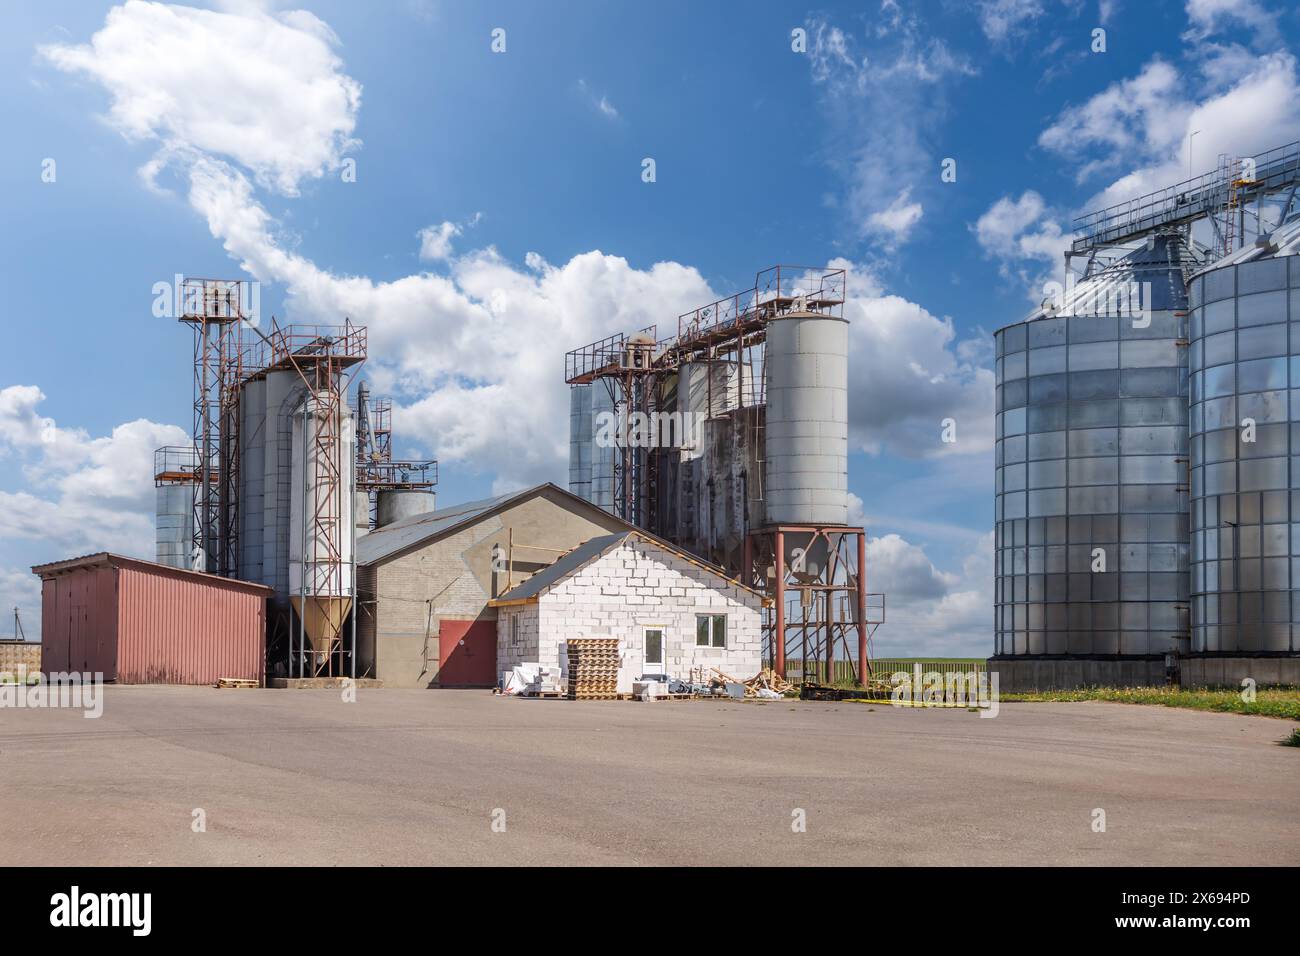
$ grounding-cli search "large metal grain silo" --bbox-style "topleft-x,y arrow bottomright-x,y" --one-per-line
763,310 -> 849,526
1186,223 -> 1300,677
992,234 -> 1190,689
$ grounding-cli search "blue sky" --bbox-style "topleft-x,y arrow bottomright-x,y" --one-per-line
2,0 -> 1298,654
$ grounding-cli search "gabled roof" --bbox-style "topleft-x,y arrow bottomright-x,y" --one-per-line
30,552 -> 273,595
489,530 -> 768,606
356,482 -> 632,567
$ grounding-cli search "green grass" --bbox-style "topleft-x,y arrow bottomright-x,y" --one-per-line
1000,685 -> 1300,721
1282,728 -> 1300,747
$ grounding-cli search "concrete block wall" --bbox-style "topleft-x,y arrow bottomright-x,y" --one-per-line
497,606 -> 540,674
525,536 -> 762,693
988,658 -> 1167,691
988,656 -> 1300,690
1180,656 -> 1300,688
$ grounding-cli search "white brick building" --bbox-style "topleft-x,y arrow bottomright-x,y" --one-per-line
491,531 -> 765,692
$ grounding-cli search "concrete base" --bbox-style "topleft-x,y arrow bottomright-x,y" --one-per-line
988,656 -> 1300,691
269,677 -> 385,690
1179,657 -> 1300,689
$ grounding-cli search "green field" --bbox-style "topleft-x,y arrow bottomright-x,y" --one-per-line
999,685 -> 1300,721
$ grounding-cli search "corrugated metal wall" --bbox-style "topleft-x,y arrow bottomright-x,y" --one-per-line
39,565 -> 118,678
116,566 -> 266,684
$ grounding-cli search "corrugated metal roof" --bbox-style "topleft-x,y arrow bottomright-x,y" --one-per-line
356,491 -> 516,566
1189,213 -> 1300,276
1004,232 -> 1190,331
356,482 -> 627,567
30,552 -> 273,595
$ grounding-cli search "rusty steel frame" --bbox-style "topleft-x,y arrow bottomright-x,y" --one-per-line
743,525 -> 885,686
353,386 -> 436,528
179,278 -> 251,575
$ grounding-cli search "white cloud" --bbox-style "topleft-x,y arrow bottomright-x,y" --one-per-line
1183,0 -> 1281,47
417,221 -> 461,262
835,260 -> 995,458
868,533 -> 959,601
977,0 -> 1044,42
41,0 -> 360,197
0,385 -> 187,557
1038,42 -> 1300,213
867,188 -> 924,244
806,14 -> 974,248
848,494 -> 993,657
867,530 -> 994,658
973,190 -> 1069,298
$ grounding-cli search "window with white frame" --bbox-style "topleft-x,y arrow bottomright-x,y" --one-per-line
695,613 -> 727,648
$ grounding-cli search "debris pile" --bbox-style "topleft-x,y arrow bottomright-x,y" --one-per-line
708,666 -> 797,699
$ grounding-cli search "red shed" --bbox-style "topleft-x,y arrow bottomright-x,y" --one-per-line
31,553 -> 269,685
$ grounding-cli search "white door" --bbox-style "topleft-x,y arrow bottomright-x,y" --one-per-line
643,627 -> 665,672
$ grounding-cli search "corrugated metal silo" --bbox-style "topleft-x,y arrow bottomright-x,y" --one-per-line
238,375 -> 267,582
763,311 -> 849,525
993,235 -> 1190,670
262,368 -> 308,595
1187,228 -> 1300,655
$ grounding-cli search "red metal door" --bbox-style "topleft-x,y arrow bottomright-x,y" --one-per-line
437,619 -> 497,687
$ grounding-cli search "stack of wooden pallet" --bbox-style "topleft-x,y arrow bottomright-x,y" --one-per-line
566,638 -> 620,700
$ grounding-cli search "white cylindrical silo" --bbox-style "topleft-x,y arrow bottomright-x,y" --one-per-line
262,368 -> 309,596
763,311 -> 850,525
238,376 -> 267,582
568,384 -> 593,501
376,488 -> 436,528
590,381 -> 617,512
155,484 -> 195,569
289,392 -> 356,669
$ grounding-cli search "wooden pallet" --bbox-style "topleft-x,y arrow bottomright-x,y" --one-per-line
215,677 -> 259,689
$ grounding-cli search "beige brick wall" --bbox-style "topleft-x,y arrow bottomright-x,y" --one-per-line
0,641 -> 41,676
367,490 -> 627,687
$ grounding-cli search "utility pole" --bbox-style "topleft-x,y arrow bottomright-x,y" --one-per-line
13,606 -> 27,642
